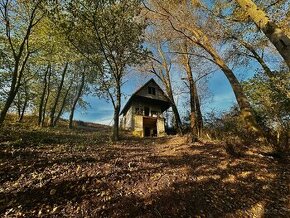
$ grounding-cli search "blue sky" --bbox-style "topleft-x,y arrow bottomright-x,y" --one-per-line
69,52 -> 284,126
70,69 -> 239,125
64,0 -> 287,125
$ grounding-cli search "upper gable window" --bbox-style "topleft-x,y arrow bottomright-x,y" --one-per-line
148,86 -> 156,95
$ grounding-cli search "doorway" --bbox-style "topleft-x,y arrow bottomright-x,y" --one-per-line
143,117 -> 157,137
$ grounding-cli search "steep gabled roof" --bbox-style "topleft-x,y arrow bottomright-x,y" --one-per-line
120,78 -> 171,115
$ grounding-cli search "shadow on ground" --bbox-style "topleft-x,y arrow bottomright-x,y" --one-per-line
0,126 -> 289,217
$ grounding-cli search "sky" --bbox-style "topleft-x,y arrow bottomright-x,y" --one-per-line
67,48 -> 285,126
69,69 -> 240,125
61,0 -> 289,126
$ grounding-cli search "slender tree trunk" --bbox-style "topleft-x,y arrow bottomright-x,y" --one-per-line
16,92 -> 22,119
166,87 -> 183,135
69,72 -> 85,129
194,83 -> 203,137
42,67 -> 52,127
49,63 -> 68,127
18,97 -> 28,122
183,52 -> 198,141
112,82 -> 121,141
38,64 -> 50,126
235,0 -> 290,69
157,44 -> 183,134
54,80 -> 73,126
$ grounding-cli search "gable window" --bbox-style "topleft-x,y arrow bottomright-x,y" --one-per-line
148,86 -> 156,95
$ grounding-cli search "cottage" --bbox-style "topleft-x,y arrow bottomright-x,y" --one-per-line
120,79 -> 171,137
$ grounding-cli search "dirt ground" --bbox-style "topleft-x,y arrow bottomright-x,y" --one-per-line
0,123 -> 289,217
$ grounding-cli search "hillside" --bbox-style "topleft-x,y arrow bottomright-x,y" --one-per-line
0,121 -> 289,217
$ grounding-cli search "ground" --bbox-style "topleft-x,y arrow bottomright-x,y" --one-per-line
0,122 -> 289,217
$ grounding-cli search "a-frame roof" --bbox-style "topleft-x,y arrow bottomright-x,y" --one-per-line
120,78 -> 171,115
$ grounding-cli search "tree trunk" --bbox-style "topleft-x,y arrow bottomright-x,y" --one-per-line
200,40 -> 263,136
171,99 -> 183,134
16,92 -> 22,119
165,85 -> 183,135
183,51 -> 198,141
54,80 -> 73,126
161,6 -> 263,136
18,96 -> 28,122
42,67 -> 52,127
157,44 -> 183,135
49,63 -> 68,127
0,88 -> 18,125
235,0 -> 290,69
69,72 -> 85,129
194,83 -> 203,137
0,59 -> 24,124
0,0 -> 38,125
112,82 -> 121,141
38,64 -> 50,126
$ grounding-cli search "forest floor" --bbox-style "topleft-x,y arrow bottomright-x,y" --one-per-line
0,121 -> 289,217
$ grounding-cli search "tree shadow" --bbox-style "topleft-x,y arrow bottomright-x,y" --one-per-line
112,142 -> 290,217
1,135 -> 289,217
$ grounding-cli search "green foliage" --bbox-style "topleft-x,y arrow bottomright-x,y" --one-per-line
243,71 -> 290,148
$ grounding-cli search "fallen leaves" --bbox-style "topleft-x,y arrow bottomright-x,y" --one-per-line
0,125 -> 289,217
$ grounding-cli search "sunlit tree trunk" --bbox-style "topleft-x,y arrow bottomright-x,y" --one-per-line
182,50 -> 198,141
200,40 -> 263,136
157,44 -> 183,135
235,0 -> 290,69
18,81 -> 29,122
172,21 -> 264,136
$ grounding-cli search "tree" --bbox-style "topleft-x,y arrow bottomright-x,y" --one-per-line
234,0 -> 290,69
0,0 -> 44,124
68,68 -> 86,129
63,0 -> 147,140
49,63 -> 68,126
144,35 -> 183,135
178,40 -> 204,141
243,71 -> 290,150
144,0 -> 264,137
